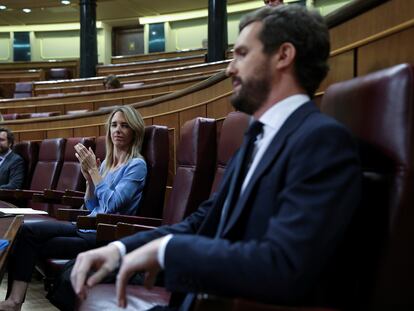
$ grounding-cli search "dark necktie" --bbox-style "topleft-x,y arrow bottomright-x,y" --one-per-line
216,120 -> 264,236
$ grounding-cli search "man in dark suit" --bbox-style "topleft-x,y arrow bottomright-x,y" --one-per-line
70,5 -> 361,310
0,127 -> 24,189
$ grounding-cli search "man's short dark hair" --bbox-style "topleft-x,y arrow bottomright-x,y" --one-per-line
0,127 -> 14,147
239,5 -> 330,97
103,75 -> 121,89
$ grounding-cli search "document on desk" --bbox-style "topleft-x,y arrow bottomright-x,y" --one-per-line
0,208 -> 48,215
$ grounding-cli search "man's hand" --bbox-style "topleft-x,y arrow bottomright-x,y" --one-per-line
116,238 -> 164,308
71,244 -> 121,300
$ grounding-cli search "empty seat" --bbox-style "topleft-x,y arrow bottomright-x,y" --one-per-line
16,112 -> 61,119
134,125 -> 169,219
26,138 -> 66,211
2,113 -> 19,120
48,68 -> 72,80
45,137 -> 95,217
320,63 -> 414,309
13,141 -> 40,189
13,82 -> 33,98
162,117 -> 217,224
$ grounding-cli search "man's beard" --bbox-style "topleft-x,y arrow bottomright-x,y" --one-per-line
0,146 -> 9,155
230,64 -> 271,115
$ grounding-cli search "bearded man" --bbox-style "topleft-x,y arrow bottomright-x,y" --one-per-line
61,5 -> 361,311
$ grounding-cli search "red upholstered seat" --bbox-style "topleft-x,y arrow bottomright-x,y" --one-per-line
43,137 -> 95,218
13,141 -> 40,189
137,125 -> 169,219
319,63 -> 414,309
211,111 -> 249,193
26,138 -> 66,211
161,117 -> 217,225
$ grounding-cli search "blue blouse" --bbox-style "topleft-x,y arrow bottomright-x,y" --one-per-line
84,157 -> 147,216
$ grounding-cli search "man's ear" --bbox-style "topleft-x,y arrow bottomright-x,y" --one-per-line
274,42 -> 296,70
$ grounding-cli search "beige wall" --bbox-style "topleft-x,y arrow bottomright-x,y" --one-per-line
0,1 -> 350,63
0,33 -> 11,61
0,22 -> 110,64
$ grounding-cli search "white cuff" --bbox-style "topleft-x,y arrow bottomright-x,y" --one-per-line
157,234 -> 173,269
109,241 -> 127,257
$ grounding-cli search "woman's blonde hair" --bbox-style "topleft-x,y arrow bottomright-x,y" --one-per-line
103,106 -> 145,175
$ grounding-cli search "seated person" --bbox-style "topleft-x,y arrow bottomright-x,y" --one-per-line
65,5 -> 361,311
0,127 -> 25,190
0,106 -> 147,311
264,0 -> 284,6
103,75 -> 122,90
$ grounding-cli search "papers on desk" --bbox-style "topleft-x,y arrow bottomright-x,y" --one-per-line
0,208 -> 48,215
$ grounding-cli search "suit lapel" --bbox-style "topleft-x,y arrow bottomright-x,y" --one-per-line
222,102 -> 319,236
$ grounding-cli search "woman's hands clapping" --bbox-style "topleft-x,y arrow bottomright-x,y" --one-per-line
75,144 -> 102,187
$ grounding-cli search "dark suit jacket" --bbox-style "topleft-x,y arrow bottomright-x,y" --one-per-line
0,151 -> 25,189
121,102 -> 362,306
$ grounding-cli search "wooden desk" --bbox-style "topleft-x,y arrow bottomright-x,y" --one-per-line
0,201 -> 24,282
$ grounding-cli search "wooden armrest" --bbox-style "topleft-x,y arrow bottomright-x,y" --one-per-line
96,223 -> 117,242
61,195 -> 84,208
77,216 -> 97,230
96,214 -> 162,227
64,190 -> 85,197
14,189 -> 42,199
194,296 -> 338,311
0,189 -> 18,200
56,208 -> 89,221
115,222 -> 155,239
43,189 -> 65,200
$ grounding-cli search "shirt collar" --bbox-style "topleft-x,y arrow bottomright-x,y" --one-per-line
258,94 -> 310,131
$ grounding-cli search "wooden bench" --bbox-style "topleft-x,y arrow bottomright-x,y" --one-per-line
111,48 -> 207,64
33,60 -> 229,90
0,73 -> 215,114
97,54 -> 206,76
0,59 -> 79,79
0,70 -> 45,98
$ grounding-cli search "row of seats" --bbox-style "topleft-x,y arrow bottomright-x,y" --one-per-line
0,126 -> 169,220
2,111 -> 60,121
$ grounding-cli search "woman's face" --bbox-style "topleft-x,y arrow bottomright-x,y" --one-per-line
110,111 -> 134,150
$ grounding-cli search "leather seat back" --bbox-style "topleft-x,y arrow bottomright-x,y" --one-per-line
13,141 -> 40,189
138,125 -> 169,218
321,63 -> 414,308
163,118 -> 217,225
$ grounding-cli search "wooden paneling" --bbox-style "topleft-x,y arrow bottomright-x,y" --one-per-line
357,26 -> 414,76
330,0 -> 414,52
74,126 -> 100,138
319,50 -> 355,92
206,94 -> 233,120
179,106 -> 207,127
47,128 -> 73,139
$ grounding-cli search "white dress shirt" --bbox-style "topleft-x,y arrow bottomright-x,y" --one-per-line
111,94 -> 310,268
